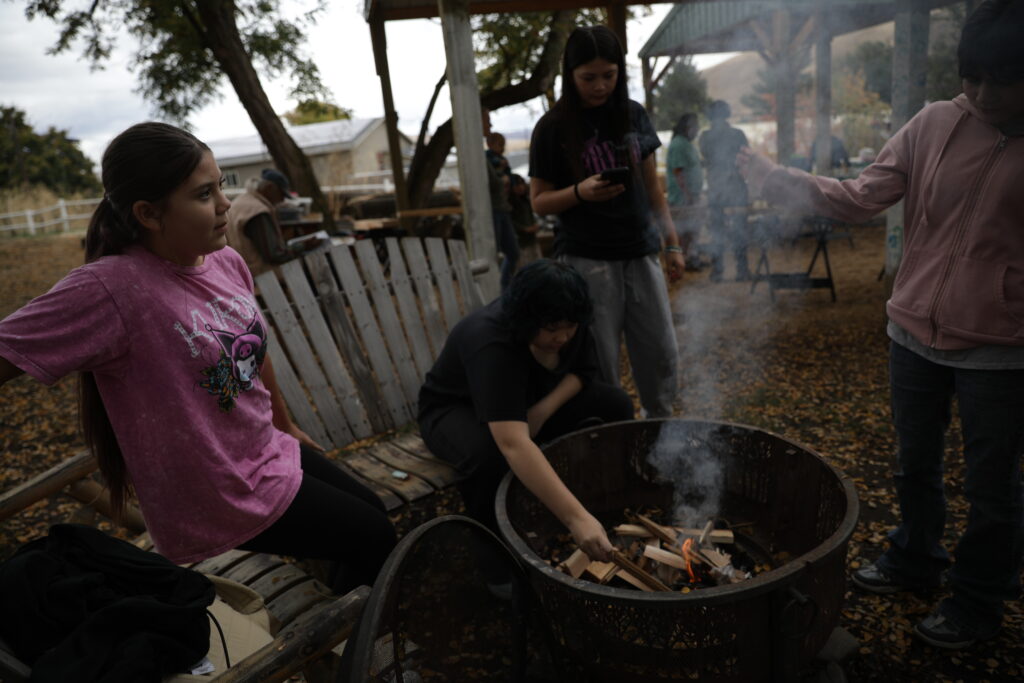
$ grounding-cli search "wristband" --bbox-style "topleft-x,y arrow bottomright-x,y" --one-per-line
573,183 -> 586,203
664,245 -> 683,254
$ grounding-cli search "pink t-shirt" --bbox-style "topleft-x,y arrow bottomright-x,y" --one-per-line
0,245 -> 301,563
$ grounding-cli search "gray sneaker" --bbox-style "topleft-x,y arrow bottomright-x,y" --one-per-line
850,562 -> 942,594
914,611 -> 1000,649
850,562 -> 905,594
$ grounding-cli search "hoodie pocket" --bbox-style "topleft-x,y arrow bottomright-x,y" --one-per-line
938,259 -> 1024,338
998,263 -> 1024,327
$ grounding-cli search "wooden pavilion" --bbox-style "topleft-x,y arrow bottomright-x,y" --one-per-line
362,0 -> 965,284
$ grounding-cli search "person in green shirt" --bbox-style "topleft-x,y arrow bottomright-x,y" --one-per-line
666,113 -> 704,271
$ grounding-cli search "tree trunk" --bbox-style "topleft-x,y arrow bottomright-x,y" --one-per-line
405,10 -> 575,209
193,0 -> 335,230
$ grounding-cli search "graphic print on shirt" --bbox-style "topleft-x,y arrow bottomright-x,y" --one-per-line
199,315 -> 267,412
581,132 -> 641,176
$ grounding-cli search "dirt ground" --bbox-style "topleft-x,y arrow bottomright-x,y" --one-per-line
0,227 -> 1021,682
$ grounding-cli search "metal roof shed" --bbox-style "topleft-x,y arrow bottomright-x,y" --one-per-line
638,0 -> 952,171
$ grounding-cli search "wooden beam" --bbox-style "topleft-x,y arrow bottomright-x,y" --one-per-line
606,3 -> 628,54
642,56 -> 653,114
0,450 -> 97,522
651,55 -> 677,90
814,13 -> 833,176
369,17 -> 410,212
215,586 -> 370,683
437,0 -> 499,301
380,0 -> 652,22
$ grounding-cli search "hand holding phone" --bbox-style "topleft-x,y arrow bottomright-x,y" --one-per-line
599,166 -> 630,185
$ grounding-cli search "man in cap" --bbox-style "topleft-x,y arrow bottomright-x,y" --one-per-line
226,168 -> 322,276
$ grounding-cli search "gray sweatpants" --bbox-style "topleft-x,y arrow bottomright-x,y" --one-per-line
562,253 -> 679,417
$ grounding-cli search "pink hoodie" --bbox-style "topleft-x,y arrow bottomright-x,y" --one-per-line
747,94 -> 1024,350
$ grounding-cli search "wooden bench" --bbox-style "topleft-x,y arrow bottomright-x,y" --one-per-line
0,236 -> 487,681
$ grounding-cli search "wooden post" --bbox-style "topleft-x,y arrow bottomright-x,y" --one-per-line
773,8 -> 796,167
25,209 -> 36,236
885,0 -> 930,282
642,56 -> 654,116
369,16 -> 410,215
58,198 -> 70,232
607,3 -> 628,54
814,14 -> 832,176
437,0 -> 499,300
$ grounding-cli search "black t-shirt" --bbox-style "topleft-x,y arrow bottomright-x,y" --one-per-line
529,99 -> 662,260
417,298 -> 600,429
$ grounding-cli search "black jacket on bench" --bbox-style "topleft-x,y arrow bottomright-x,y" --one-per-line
0,523 -> 215,682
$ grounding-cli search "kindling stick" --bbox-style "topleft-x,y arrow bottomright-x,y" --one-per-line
610,549 -> 672,592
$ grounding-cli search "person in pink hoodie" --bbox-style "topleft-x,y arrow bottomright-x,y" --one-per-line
739,0 -> 1024,650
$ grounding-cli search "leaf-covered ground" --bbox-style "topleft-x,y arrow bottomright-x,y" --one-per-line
1,228 -> 1021,681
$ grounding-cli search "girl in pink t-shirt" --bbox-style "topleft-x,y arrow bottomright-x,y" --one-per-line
0,122 -> 395,593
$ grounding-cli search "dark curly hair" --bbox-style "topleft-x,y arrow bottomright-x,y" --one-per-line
501,260 -> 593,345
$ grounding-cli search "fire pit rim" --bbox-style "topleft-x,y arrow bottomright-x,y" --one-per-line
495,418 -> 859,607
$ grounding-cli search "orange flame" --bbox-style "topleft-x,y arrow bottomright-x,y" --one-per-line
681,538 -> 697,582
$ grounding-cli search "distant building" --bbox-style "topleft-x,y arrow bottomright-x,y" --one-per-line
208,118 -> 414,190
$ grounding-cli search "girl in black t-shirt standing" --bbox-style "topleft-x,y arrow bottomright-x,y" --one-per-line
529,25 -> 683,418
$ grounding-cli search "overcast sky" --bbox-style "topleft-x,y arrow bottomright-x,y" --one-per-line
0,1 -> 735,165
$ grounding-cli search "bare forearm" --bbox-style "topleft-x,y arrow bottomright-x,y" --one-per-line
494,427 -> 588,526
531,183 -> 581,216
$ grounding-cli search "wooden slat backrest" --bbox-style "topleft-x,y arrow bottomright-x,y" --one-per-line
328,245 -> 411,427
304,252 -> 392,435
448,239 -> 485,311
258,272 -> 354,447
278,258 -> 374,441
400,238 -> 448,353
384,237 -> 436,378
262,324 -> 332,448
254,237 -> 486,453
352,240 -> 421,407
424,238 -> 461,333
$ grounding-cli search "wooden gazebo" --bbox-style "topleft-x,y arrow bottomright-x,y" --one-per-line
362,0 -> 661,297
362,0 -> 960,282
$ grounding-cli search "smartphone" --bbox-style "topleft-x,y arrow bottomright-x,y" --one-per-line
600,166 -> 630,185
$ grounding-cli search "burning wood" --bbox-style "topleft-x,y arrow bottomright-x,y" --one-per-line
609,549 -> 671,592
552,512 -> 758,593
612,523 -> 735,545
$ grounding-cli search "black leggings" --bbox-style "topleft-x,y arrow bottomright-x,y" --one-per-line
240,446 -> 397,593
421,381 -> 634,532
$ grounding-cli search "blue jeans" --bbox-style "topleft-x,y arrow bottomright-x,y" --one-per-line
878,341 -> 1024,629
492,210 -> 519,290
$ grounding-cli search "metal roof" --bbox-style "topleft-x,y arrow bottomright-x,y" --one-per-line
208,117 -> 383,167
639,0 -> 951,58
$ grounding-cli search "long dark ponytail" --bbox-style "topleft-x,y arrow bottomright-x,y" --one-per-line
80,122 -> 208,520
551,25 -> 632,179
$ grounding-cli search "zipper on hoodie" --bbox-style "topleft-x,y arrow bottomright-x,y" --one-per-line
925,133 -> 1008,347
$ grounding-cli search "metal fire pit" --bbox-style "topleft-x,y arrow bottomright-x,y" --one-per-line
495,419 -> 858,682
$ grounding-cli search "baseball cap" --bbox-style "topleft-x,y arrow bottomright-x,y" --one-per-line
260,168 -> 297,197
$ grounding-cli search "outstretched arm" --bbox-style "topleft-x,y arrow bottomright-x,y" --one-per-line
0,355 -> 24,389
263,354 -> 324,452
489,420 -> 611,561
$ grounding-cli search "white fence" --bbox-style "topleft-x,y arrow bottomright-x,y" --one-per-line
0,198 -> 103,236
0,172 -> 465,238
